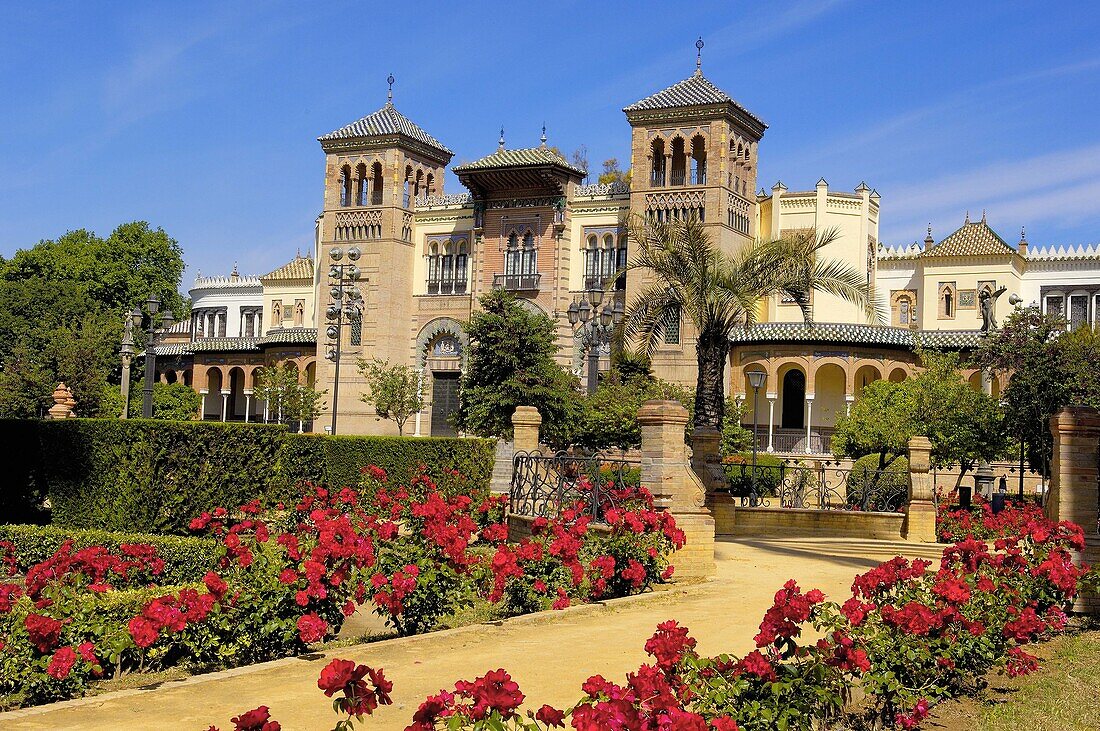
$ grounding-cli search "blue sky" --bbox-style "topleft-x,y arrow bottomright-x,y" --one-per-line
3,0 -> 1100,283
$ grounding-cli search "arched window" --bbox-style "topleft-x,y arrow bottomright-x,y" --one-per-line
294,300 -> 304,327
272,300 -> 282,324
661,305 -> 680,344
690,135 -> 707,185
455,242 -> 468,294
441,241 -> 455,288
940,283 -> 955,319
426,243 -> 440,294
339,165 -> 352,207
505,232 -> 520,276
899,298 -> 911,325
521,231 -> 537,276
370,161 -> 383,205
414,169 -> 424,201
670,137 -> 686,186
650,139 -> 666,186
403,166 -> 412,208
615,234 -> 628,291
584,234 -> 599,289
426,172 -> 435,198
355,163 -> 368,206
602,233 -> 616,284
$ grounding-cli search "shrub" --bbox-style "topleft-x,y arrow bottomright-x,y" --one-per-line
37,419 -> 287,534
723,452 -> 784,496
0,524 -> 215,585
845,454 -> 909,511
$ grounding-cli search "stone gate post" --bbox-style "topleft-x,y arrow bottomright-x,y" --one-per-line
903,435 -> 937,542
511,406 -> 542,455
1046,406 -> 1100,613
638,400 -> 716,580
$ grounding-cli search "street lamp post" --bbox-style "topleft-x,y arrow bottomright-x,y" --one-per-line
566,289 -> 623,394
324,247 -> 363,436
130,294 -> 175,419
119,315 -> 136,419
747,370 -> 768,506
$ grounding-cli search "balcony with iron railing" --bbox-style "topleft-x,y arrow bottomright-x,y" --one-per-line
493,273 -> 541,291
746,427 -> 836,456
426,279 -> 468,296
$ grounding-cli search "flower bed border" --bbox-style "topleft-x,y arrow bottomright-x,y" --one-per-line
0,576 -> 713,721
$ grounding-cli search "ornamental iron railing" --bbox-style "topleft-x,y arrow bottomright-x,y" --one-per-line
493,273 -> 541,291
509,451 -> 640,522
723,459 -> 909,513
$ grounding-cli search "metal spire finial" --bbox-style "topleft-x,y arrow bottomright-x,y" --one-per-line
1021,225 -> 1027,241
965,210 -> 970,224
695,37 -> 704,75
981,208 -> 987,223
386,74 -> 394,103
498,126 -> 505,151
540,122 -> 547,148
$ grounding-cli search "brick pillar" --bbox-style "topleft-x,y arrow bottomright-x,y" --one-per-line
1046,407 -> 1100,613
689,426 -> 724,505
639,400 -> 716,580
904,435 -> 937,542
511,406 -> 542,455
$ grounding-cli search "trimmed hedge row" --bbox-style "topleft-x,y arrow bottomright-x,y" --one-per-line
0,419 -> 496,534
275,433 -> 497,501
38,419 -> 286,534
0,524 -> 216,585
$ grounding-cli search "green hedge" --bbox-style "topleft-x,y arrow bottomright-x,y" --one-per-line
0,418 -> 496,534
37,419 -> 287,534
0,524 -> 216,585
276,433 -> 497,501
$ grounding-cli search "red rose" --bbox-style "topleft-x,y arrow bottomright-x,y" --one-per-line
203,571 -> 228,600
297,613 -> 328,644
25,613 -> 64,653
47,646 -> 78,679
128,616 -> 159,648
230,705 -> 280,731
535,704 -> 566,727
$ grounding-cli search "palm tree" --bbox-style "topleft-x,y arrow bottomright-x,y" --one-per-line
621,216 -> 884,433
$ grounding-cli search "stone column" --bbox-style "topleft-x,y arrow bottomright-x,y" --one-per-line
766,395 -> 776,452
805,395 -> 814,452
903,435 -> 937,542
511,406 -> 542,455
244,391 -> 252,423
199,389 -> 209,420
220,390 -> 230,422
1046,407 -> 1100,613
639,400 -> 716,580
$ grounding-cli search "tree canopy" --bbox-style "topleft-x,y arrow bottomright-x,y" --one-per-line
622,217 -> 880,432
974,305 -> 1100,474
456,289 -> 583,444
359,358 -> 425,436
832,351 -> 1007,485
0,222 -> 187,418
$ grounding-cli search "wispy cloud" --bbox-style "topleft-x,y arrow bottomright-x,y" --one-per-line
880,142 -> 1100,243
798,56 -> 1100,167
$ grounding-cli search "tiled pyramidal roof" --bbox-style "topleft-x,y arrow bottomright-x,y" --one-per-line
453,146 -> 587,176
319,102 -> 453,155
921,220 -> 1016,258
262,255 -> 314,281
623,72 -> 766,127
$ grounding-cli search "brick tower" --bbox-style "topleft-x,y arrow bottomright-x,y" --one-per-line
315,78 -> 453,434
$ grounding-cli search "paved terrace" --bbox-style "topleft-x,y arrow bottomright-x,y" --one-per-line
2,538 -> 946,731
